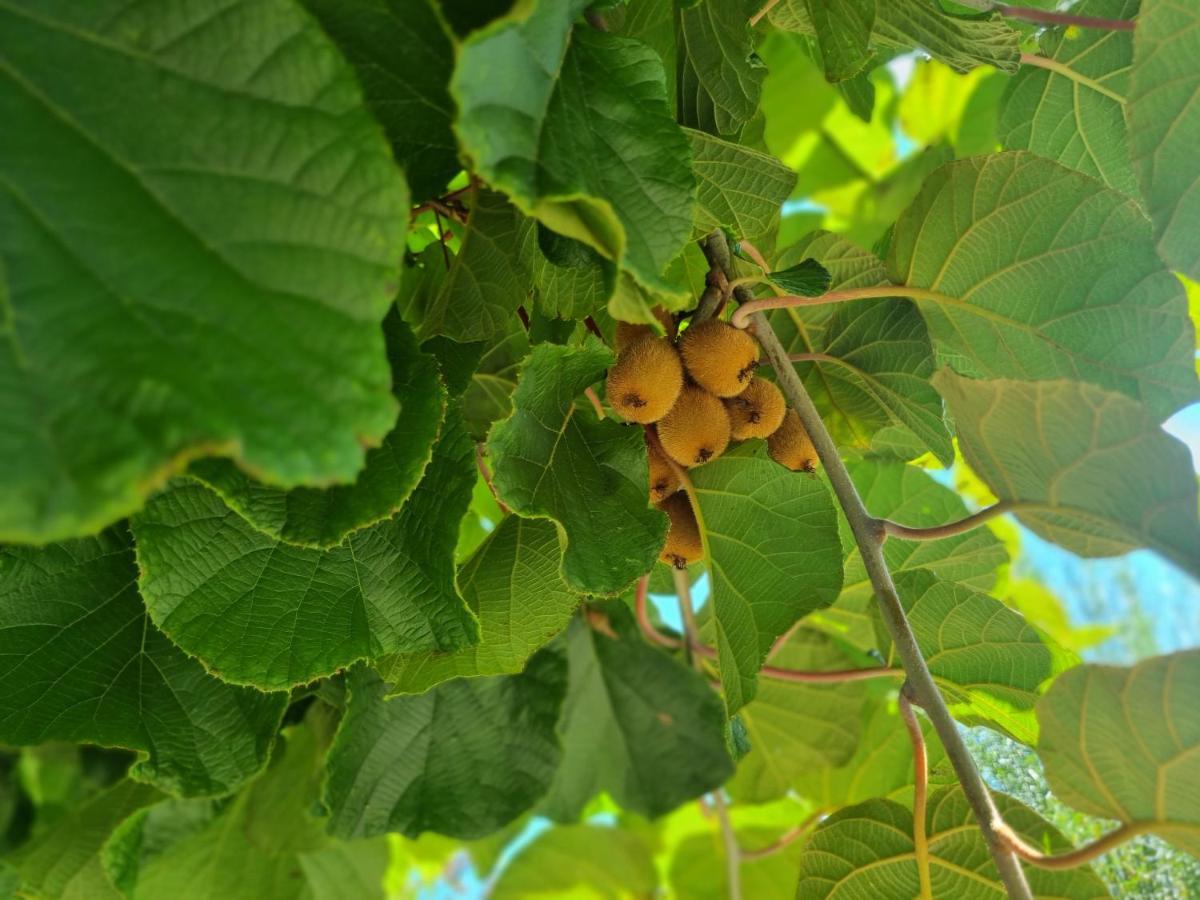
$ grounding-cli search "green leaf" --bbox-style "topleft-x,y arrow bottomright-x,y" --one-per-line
132,410 -> 480,691
542,606 -> 733,820
453,8 -> 695,291
10,778 -> 161,900
890,152 -> 1198,420
521,221 -> 617,321
1037,648 -> 1200,855
296,840 -> 391,900
999,0 -> 1137,196
491,824 -> 658,900
677,0 -> 766,136
488,341 -> 667,595
410,189 -> 530,344
891,570 -> 1077,745
0,528 -> 286,798
302,0 -> 458,202
378,516 -> 578,694
1130,0 -> 1200,279
324,654 -> 566,840
797,786 -> 1110,898
688,444 -> 844,712
462,322 -> 530,442
934,371 -> 1200,579
766,258 -> 833,296
689,129 -> 797,243
0,0 -> 409,543
769,232 -> 953,464
806,0 -> 876,82
189,312 -> 446,548
728,629 -> 877,803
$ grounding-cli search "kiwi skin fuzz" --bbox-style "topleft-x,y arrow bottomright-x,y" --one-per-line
615,321 -> 655,352
656,386 -> 732,467
647,440 -> 682,503
768,409 -> 819,472
606,337 -> 684,424
725,377 -> 786,440
678,320 -> 761,397
658,492 -> 703,569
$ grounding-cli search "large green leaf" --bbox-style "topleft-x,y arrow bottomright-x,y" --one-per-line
728,629 -> 878,803
521,221 -> 617,321
324,654 -> 565,840
891,152 -> 1197,420
0,0 -> 409,543
379,516 -> 578,695
0,528 -> 286,798
488,341 -> 667,595
688,129 -> 796,243
542,606 -> 733,820
891,570 -> 1076,745
1037,649 -> 1200,856
1129,0 -> 1200,279
189,313 -> 445,548
132,412 -> 480,691
491,824 -> 658,900
9,779 -> 161,900
689,444 -> 844,712
769,231 -> 952,464
999,0 -> 1137,195
934,372 -> 1200,579
806,0 -> 875,82
677,0 -> 765,136
797,786 -> 1110,898
105,718 -> 387,900
462,321 -> 530,442
302,0 -> 458,202
453,5 -> 695,291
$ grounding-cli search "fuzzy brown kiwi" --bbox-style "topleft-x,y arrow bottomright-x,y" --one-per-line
606,337 -> 684,424
767,409 -> 819,472
656,386 -> 732,467
658,491 -> 703,569
678,320 -> 760,397
724,377 -> 786,440
647,439 -> 681,503
615,321 -> 655,352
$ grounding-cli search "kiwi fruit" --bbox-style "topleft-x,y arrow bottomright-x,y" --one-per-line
724,377 -> 786,440
768,409 -> 819,472
606,336 -> 684,424
615,321 -> 655,352
656,385 -> 732,467
658,492 -> 703,569
678,320 -> 760,397
647,439 -> 681,503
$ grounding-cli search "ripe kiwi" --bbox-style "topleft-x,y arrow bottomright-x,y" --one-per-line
724,377 -> 786,440
656,386 -> 732,467
678,320 -> 760,397
615,321 -> 655,352
768,409 -> 819,472
647,439 -> 681,503
658,491 -> 703,569
606,337 -> 684,424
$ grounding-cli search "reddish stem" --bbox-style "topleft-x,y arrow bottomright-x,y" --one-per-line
998,4 -> 1134,30
900,690 -> 932,900
475,444 -> 509,515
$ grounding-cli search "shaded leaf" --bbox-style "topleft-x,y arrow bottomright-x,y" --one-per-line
0,0 -> 408,542
689,129 -> 796,243
132,411 -> 480,691
379,516 -> 578,695
934,372 -> 1200,579
488,341 -> 667,595
492,824 -> 657,899
891,152 -> 1197,420
462,322 -> 530,442
542,606 -> 733,820
324,654 -> 565,839
1037,648 -> 1200,856
806,0 -> 876,82
0,528 -> 286,798
1129,0 -> 1200,279
767,258 -> 833,297
677,0 -> 765,135
453,6 -> 695,291
688,444 -> 843,712
189,313 -> 446,548
521,221 -> 617,321
999,0 -> 1137,195
797,786 -> 1110,898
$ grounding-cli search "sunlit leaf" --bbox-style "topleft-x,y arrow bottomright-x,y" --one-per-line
491,825 -> 657,900
689,129 -> 796,242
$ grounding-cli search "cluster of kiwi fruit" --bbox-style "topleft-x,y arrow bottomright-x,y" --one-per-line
605,314 -> 818,570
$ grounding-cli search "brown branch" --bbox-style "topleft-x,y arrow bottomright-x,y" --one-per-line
900,689 -> 933,900
703,233 -> 1034,900
749,0 -> 781,27
881,501 -> 1015,542
432,208 -> 452,270
996,820 -> 1157,870
635,575 -> 682,649
740,809 -> 824,861
475,444 -> 509,515
998,4 -> 1134,31
730,285 -> 947,328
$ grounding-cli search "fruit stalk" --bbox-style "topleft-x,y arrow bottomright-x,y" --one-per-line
698,235 -> 1034,900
